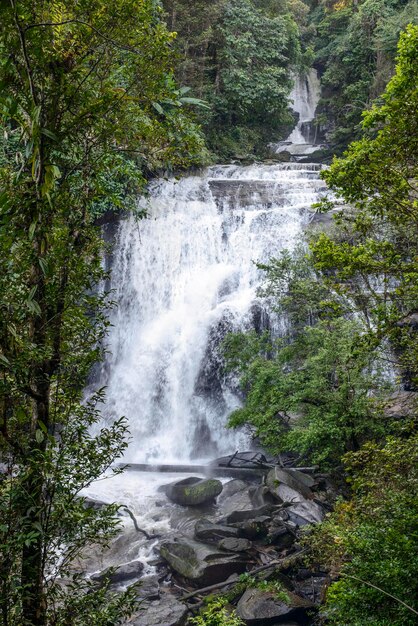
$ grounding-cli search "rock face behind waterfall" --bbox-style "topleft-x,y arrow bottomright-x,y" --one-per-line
96,162 -> 327,464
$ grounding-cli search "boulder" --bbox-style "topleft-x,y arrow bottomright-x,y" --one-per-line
249,485 -> 277,508
236,587 -> 314,625
217,479 -> 249,502
164,477 -> 223,506
160,537 -> 248,585
218,537 -> 252,552
295,575 -> 327,605
286,501 -> 325,526
217,486 -> 254,516
230,516 -> 272,540
91,559 -> 144,585
267,525 -> 294,548
222,504 -> 274,524
210,451 -> 269,469
286,469 -> 316,490
134,575 -> 160,601
266,468 -> 313,501
195,518 -> 240,543
83,496 -> 108,511
132,593 -> 187,626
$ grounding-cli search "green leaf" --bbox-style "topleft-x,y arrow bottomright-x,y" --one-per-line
35,429 -> 44,444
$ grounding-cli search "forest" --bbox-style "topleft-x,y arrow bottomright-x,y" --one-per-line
0,0 -> 416,625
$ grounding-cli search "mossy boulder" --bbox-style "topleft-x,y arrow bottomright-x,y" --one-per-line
237,587 -> 314,625
164,477 -> 223,506
160,537 -> 248,585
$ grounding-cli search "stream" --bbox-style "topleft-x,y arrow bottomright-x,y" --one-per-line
83,69 -> 327,625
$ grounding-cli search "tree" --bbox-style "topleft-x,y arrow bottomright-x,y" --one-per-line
307,435 -> 418,625
312,21 -> 418,388
161,0 -> 303,159
224,248 -> 392,468
0,1 -> 205,624
225,23 -> 418,622
311,0 -> 417,153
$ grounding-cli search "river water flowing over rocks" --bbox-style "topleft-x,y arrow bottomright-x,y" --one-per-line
98,162 -> 327,464
83,72 -> 332,626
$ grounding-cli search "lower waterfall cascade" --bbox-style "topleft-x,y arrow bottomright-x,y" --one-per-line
98,162 -> 328,464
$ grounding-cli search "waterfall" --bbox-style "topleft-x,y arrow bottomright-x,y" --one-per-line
275,68 -> 322,158
98,163 -> 327,464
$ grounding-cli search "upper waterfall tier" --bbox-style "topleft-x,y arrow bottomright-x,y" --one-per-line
275,68 -> 323,159
98,163 -> 327,463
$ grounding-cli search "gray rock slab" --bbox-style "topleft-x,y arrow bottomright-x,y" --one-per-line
91,559 -> 144,585
237,587 -> 314,625
267,468 -> 313,501
217,479 -> 249,503
195,518 -> 240,542
218,486 -> 254,516
160,537 -> 248,585
287,501 -> 325,526
134,575 -> 160,601
218,537 -> 252,552
131,594 -> 187,626
222,504 -> 274,524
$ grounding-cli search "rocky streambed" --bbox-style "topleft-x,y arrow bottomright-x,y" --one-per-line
82,453 -> 334,626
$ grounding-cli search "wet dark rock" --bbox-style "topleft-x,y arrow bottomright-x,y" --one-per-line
249,484 -> 277,508
218,537 -> 252,552
83,496 -> 108,511
230,516 -> 272,540
286,501 -> 325,526
217,479 -> 249,502
236,587 -> 314,625
250,303 -> 271,334
160,537 -> 249,585
131,593 -> 187,626
222,504 -> 274,524
195,518 -> 240,543
266,468 -> 314,501
91,559 -> 144,585
134,575 -> 160,601
267,525 -> 294,548
164,477 -> 223,506
295,575 -> 327,605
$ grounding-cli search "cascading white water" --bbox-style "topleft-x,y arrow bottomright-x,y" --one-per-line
275,68 -> 322,157
99,163 -> 327,464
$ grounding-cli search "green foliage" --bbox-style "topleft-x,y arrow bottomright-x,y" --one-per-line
162,0 -> 303,160
313,23 -> 418,387
311,0 -> 418,153
240,574 -> 290,602
188,596 -> 245,626
225,282 -> 392,467
0,0 -> 206,624
225,24 -> 418,624
307,435 -> 418,625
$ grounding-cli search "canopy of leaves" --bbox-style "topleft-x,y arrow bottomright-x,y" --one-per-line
162,0 -> 302,159
307,435 -> 418,625
0,0 -> 206,623
310,0 -> 418,153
